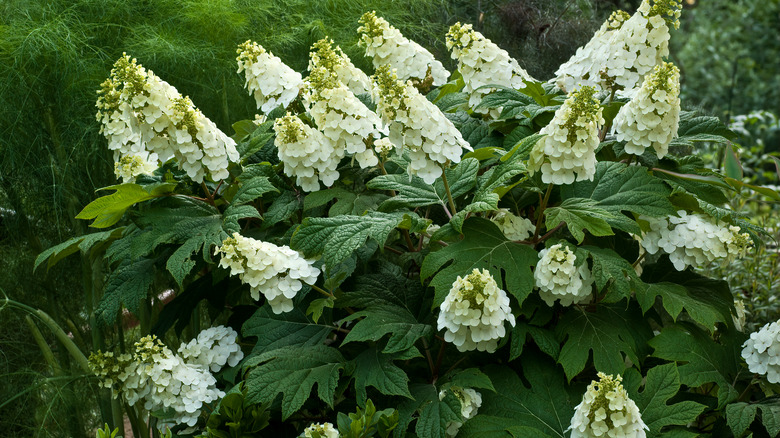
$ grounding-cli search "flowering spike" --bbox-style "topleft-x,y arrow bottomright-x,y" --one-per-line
309,38 -> 371,96
742,321 -> 780,383
569,372 -> 649,437
273,113 -> 340,192
534,243 -> 594,307
237,40 -> 304,113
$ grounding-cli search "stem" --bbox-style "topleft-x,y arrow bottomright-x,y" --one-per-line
384,245 -> 404,255
421,338 -> 436,379
402,230 -> 416,252
201,182 -> 215,205
25,316 -> 63,375
441,203 -> 453,219
308,283 -> 334,299
440,171 -> 458,215
532,221 -> 565,244
532,184 -> 554,242
432,340 -> 446,384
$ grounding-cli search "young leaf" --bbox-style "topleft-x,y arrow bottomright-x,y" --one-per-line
544,198 -> 615,244
232,176 -> 278,205
76,183 -> 173,228
261,190 -> 302,228
556,303 -> 653,380
726,399 -> 780,437
449,368 -> 495,392
649,323 -> 742,408
582,246 -> 644,303
623,363 -> 707,435
458,355 -> 577,438
421,218 -> 538,307
341,304 -> 433,354
352,347 -> 413,406
95,257 -> 156,324
222,204 -> 261,234
244,345 -> 345,420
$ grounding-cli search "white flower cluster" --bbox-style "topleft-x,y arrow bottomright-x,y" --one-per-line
215,232 -> 320,314
446,22 -> 533,117
372,66 -> 471,184
309,38 -> 371,96
373,137 -> 397,158
305,66 -> 382,169
529,86 -> 604,184
114,151 -> 158,182
601,0 -> 681,96
490,209 -> 535,241
742,321 -> 780,383
358,11 -> 449,86
273,113 -> 339,192
90,329 -> 243,428
639,210 -> 752,271
301,422 -> 339,438
96,54 -> 239,183
613,62 -> 680,158
440,386 -> 482,437
438,268 -> 516,352
236,40 -> 304,113
177,325 -> 244,372
569,372 -> 648,438
554,11 -> 631,93
534,243 -> 593,307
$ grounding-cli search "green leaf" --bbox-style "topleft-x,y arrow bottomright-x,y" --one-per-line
34,227 -> 125,272
582,246 -> 643,303
544,198 -> 615,244
510,321 -> 560,362
724,145 -> 744,180
637,282 -> 725,331
458,355 -> 577,438
261,190 -> 302,228
242,308 -> 332,356
304,187 -> 354,211
341,304 -> 433,354
95,257 -> 156,324
421,218 -> 538,307
232,176 -> 278,205
476,87 -> 535,116
561,162 -> 676,234
222,204 -> 261,234
291,212 -> 422,267
76,183 -> 171,228
727,399 -> 780,437
669,112 -> 736,148
500,133 -> 545,162
396,384 -> 462,438
448,112 -> 503,149
244,345 -> 345,420
623,363 -> 707,436
352,347 -> 413,406
556,303 -> 653,380
649,324 -> 742,408
306,297 -> 334,324
449,368 -> 495,392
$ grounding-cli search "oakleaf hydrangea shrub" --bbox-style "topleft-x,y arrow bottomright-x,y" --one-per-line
35,1 -> 780,436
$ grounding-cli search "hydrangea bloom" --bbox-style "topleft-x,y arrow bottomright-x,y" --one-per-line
215,232 -> 320,314
236,40 -> 304,113
114,151 -> 158,182
177,325 -> 243,372
301,422 -> 339,438
90,331 -> 244,428
273,113 -> 339,192
373,137 -> 397,158
372,66 -> 471,184
358,11 -> 449,86
440,387 -> 482,437
638,210 -> 752,271
554,10 -> 631,93
305,66 -> 382,169
309,38 -> 371,96
569,372 -> 648,438
529,86 -> 604,184
534,243 -> 593,307
446,22 -> 533,117
601,0 -> 681,96
613,62 -> 680,158
96,54 -> 239,183
742,320 -> 780,383
490,209 -> 535,241
437,268 -> 516,352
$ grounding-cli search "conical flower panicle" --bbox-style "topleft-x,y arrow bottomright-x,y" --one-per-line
446,22 -> 533,118
237,40 -> 304,113
215,232 -> 320,314
372,66 -> 471,184
440,386 -> 482,437
529,86 -> 604,184
613,61 -> 680,158
639,210 -> 752,271
742,320 -> 780,383
569,373 -> 648,438
96,54 -> 238,183
301,422 -> 339,438
490,209 -> 535,241
305,65 -> 383,169
437,268 -> 516,352
534,243 -> 594,307
273,112 -> 340,192
554,10 -> 631,93
309,38 -> 371,96
358,11 -> 449,86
